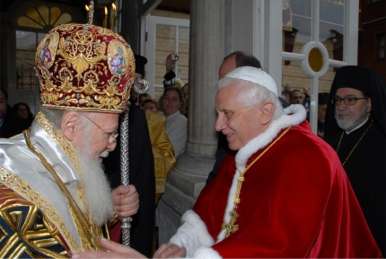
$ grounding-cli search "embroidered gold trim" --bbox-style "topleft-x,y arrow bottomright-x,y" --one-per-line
35,112 -> 89,215
0,167 -> 79,251
0,190 -> 68,258
35,112 -> 80,173
35,23 -> 135,112
68,204 -> 102,251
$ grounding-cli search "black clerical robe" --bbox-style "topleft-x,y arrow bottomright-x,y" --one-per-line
326,119 -> 386,254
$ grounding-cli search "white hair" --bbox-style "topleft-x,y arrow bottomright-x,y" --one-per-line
40,108 -> 65,129
41,108 -> 95,131
218,78 -> 284,119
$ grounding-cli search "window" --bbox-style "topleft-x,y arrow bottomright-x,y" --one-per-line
17,6 -> 72,30
16,31 -> 45,90
16,5 -> 72,90
376,33 -> 386,60
144,15 -> 190,98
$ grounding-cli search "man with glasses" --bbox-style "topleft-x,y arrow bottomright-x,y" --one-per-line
325,65 -> 386,255
0,23 -> 139,257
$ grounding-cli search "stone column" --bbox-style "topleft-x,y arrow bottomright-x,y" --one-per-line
157,0 -> 226,243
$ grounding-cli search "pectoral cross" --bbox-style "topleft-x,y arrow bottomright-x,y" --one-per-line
222,210 -> 239,237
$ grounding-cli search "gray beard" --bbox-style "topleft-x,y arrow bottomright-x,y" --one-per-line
75,151 -> 113,226
335,112 -> 369,132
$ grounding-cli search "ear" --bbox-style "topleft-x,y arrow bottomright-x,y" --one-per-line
258,102 -> 275,125
367,98 -> 372,113
61,111 -> 81,141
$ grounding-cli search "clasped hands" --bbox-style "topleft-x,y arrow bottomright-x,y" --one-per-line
72,185 -> 186,258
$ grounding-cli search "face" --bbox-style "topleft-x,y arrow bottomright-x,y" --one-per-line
17,104 -> 30,119
76,112 -> 119,160
318,104 -> 327,123
334,87 -> 371,131
162,90 -> 181,116
138,93 -> 150,105
218,55 -> 236,79
215,83 -> 272,150
143,102 -> 158,112
290,90 -> 306,104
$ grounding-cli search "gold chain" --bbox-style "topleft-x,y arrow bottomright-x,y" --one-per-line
222,127 -> 291,238
336,120 -> 372,166
23,129 -> 99,250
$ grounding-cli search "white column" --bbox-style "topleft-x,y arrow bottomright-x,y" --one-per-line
186,0 -> 226,159
157,0 -> 226,243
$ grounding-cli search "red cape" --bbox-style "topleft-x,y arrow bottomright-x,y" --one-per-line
193,122 -> 381,257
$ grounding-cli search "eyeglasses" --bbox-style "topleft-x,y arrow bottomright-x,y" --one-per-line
334,96 -> 368,106
81,115 -> 119,142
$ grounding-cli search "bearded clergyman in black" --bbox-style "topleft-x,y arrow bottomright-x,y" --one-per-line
324,65 -> 386,254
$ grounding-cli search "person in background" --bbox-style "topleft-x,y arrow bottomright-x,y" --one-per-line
281,86 -> 291,106
7,102 -> 34,137
290,88 -> 310,119
160,87 -> 187,158
141,96 -> 176,202
163,53 -> 179,90
0,89 -> 11,138
324,65 -> 386,254
138,93 -> 151,106
142,99 -> 159,113
289,88 -> 306,105
317,93 -> 329,137
144,104 -> 176,202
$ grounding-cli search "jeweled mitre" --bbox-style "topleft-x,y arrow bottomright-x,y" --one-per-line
35,23 -> 135,113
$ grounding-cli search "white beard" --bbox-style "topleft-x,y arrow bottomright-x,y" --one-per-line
335,110 -> 370,132
76,151 -> 113,226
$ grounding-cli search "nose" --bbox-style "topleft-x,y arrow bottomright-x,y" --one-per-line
215,113 -> 226,132
335,102 -> 347,110
107,139 -> 117,152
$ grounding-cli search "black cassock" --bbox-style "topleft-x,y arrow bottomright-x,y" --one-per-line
103,104 -> 155,257
326,119 -> 386,254
324,66 -> 386,255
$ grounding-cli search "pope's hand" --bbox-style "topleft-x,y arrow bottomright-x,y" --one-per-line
112,184 -> 139,218
72,238 -> 146,258
153,243 -> 186,258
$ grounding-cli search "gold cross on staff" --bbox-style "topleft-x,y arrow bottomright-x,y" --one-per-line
222,210 -> 239,237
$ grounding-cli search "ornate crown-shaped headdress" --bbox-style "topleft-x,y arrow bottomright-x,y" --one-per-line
35,23 -> 135,113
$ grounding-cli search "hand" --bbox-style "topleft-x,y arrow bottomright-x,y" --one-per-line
112,185 -> 139,218
153,243 -> 186,258
72,238 -> 146,258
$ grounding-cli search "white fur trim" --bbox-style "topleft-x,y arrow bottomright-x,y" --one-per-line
217,104 -> 306,242
225,66 -> 278,96
193,247 -> 222,259
170,210 -> 214,257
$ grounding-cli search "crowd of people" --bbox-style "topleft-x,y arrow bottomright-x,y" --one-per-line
0,89 -> 34,138
0,16 -> 385,259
